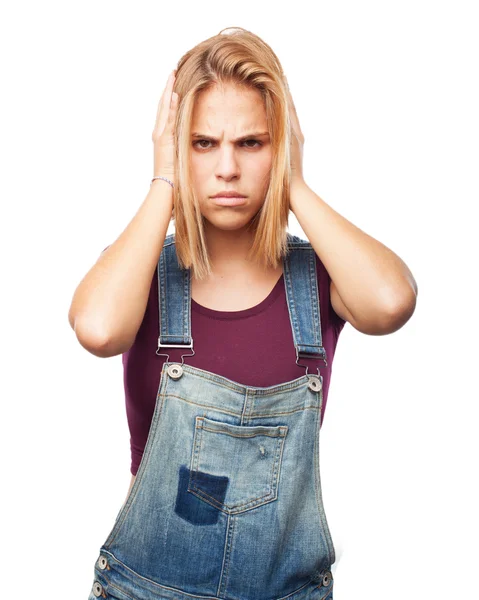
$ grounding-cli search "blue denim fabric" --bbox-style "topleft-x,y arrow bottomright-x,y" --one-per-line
88,233 -> 335,600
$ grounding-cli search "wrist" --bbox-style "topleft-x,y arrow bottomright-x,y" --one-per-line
151,175 -> 175,188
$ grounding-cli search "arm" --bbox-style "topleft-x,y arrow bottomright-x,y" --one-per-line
291,181 -> 418,335
283,76 -> 417,335
68,179 -> 173,357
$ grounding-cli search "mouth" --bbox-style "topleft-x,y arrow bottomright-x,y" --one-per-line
212,196 -> 247,207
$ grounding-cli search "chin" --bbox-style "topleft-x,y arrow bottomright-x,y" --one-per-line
203,212 -> 259,232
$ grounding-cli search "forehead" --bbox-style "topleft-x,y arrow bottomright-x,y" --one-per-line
192,83 -> 267,127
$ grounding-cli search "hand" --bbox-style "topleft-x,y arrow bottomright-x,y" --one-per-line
284,75 -> 305,188
152,70 -> 178,184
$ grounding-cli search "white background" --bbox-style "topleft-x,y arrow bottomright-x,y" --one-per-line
1,1 -> 477,598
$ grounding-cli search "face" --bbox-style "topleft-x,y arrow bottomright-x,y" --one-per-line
190,83 -> 273,232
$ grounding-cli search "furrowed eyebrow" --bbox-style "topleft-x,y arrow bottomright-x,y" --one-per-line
191,131 -> 270,142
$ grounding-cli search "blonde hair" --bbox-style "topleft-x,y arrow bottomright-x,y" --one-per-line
171,26 -> 292,280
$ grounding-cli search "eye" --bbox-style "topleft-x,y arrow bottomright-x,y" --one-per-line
193,139 -> 212,149
192,139 -> 263,149
243,139 -> 262,148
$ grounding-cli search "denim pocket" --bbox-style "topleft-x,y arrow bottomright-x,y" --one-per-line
188,415 -> 288,514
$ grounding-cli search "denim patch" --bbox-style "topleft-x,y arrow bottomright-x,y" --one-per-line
175,464 -> 227,525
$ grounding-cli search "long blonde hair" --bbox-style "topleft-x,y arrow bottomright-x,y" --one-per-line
171,27 -> 292,280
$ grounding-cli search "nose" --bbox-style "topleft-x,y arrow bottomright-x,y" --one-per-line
214,146 -> 240,181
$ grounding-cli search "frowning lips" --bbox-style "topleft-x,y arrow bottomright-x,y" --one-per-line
210,191 -> 246,198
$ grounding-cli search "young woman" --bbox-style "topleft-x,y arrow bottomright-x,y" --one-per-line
69,27 -> 417,600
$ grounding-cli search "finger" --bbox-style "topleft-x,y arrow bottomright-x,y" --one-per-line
167,92 -> 178,127
155,73 -> 175,129
154,72 -> 175,129
154,74 -> 171,126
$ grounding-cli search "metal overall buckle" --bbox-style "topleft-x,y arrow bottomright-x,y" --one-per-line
156,338 -> 195,379
295,347 -> 327,391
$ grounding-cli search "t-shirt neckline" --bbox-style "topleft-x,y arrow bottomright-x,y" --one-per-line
191,274 -> 284,320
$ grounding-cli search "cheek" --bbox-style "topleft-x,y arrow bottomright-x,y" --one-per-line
253,153 -> 273,179
254,165 -> 272,189
190,154 -> 210,177
190,157 -> 206,179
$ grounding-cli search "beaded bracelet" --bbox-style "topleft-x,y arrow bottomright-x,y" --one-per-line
151,176 -> 174,188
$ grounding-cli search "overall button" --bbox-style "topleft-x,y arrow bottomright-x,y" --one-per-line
167,364 -> 183,379
97,555 -> 108,570
322,570 -> 332,586
92,581 -> 104,597
307,375 -> 322,392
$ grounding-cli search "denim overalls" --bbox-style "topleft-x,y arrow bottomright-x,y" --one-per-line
88,232 -> 336,600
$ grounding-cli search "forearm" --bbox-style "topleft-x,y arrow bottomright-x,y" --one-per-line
68,179 -> 173,357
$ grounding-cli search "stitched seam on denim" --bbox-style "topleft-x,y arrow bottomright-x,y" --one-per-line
184,267 -> 190,342
107,580 -> 136,600
217,513 -> 235,596
167,393 -> 317,416
313,401 -> 335,566
101,550 -> 223,599
176,363 -> 311,394
189,419 -> 286,511
165,367 -> 308,395
101,549 -> 332,600
285,249 -> 299,348
189,430 -> 285,511
200,425 -> 286,438
310,249 -> 322,350
164,248 -> 169,338
187,486 -> 278,513
274,575 -> 326,600
104,387 -> 168,548
164,393 -> 317,418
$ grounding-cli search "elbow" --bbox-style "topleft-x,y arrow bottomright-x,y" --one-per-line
71,316 -> 132,358
379,289 -> 418,334
350,290 -> 417,336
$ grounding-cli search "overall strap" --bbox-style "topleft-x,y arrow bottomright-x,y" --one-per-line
156,233 -> 193,363
284,233 -> 328,373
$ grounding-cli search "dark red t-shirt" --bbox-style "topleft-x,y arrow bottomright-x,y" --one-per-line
102,245 -> 347,475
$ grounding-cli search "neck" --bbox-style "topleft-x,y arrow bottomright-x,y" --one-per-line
203,221 -> 257,270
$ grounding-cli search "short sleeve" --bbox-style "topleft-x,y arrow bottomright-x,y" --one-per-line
315,253 -> 347,336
